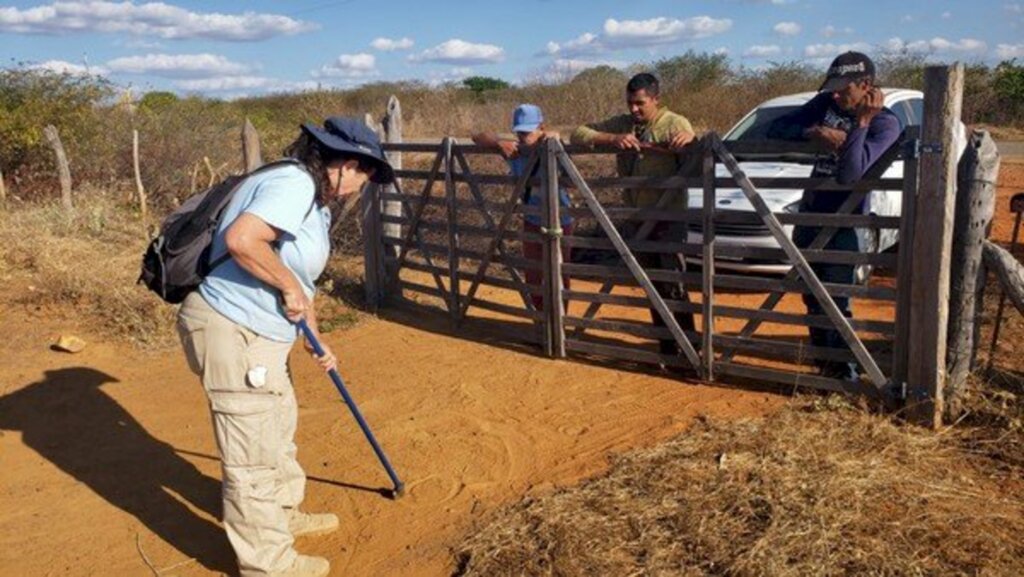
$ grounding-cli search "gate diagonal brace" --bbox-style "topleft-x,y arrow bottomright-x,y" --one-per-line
709,133 -> 888,388
555,142 -> 703,374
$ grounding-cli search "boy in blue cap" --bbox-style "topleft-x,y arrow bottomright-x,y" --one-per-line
472,104 -> 574,310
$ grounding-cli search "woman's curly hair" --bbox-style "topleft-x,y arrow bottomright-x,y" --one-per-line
283,131 -> 375,202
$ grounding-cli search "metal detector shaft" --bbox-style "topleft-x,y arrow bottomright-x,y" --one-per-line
297,320 -> 405,497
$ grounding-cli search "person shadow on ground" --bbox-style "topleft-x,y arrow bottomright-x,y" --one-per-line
0,367 -> 234,574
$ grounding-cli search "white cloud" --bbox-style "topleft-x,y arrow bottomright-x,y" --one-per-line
900,14 -> 915,23
804,42 -> 872,58
313,53 -> 377,78
0,1 -> 315,41
941,11 -> 952,19
820,24 -> 853,38
545,16 -> 732,57
744,44 -> 782,58
603,16 -> 733,45
410,39 -> 504,65
28,59 -> 108,75
885,37 -> 988,55
370,37 -> 413,51
174,76 -> 320,94
544,32 -> 600,57
106,53 -> 250,78
773,21 -> 801,36
995,43 -> 1024,59
529,58 -> 626,83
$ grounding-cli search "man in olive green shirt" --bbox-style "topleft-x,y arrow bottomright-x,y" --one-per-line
571,72 -> 699,360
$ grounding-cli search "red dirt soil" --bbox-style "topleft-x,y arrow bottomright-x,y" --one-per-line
0,160 -> 1020,577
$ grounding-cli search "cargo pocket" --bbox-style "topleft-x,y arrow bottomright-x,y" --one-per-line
209,392 -> 281,468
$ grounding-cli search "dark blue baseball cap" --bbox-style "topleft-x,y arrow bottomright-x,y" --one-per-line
301,116 -> 395,184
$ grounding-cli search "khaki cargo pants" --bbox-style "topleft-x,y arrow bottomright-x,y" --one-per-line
177,292 -> 306,577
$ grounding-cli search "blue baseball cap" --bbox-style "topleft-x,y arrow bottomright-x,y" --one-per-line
511,104 -> 543,133
300,117 -> 395,184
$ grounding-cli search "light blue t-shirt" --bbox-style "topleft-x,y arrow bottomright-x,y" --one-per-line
199,164 -> 332,343
508,156 -> 573,227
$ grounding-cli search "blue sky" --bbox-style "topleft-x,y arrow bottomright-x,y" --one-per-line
2,0 -> 1022,97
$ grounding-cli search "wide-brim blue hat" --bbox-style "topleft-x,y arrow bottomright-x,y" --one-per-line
301,117 -> 395,184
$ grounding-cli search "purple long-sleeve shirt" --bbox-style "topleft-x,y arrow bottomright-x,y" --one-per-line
767,92 -> 902,212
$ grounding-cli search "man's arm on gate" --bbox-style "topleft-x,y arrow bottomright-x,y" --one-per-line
835,112 -> 901,185
571,115 -> 635,147
766,92 -> 831,140
471,131 -> 519,159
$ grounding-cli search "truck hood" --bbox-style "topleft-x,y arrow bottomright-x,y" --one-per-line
688,161 -> 813,213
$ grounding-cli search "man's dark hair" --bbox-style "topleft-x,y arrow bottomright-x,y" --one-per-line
626,73 -> 660,97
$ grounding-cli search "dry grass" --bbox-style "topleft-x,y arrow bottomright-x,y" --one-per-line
0,193 -> 367,347
453,395 -> 1024,577
0,189 -> 178,346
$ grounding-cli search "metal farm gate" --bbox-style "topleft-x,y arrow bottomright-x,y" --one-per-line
359,66 -> 966,426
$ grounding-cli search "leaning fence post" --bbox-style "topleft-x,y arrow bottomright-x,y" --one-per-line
132,128 -> 149,233
43,125 -> 72,213
242,118 -> 262,172
0,166 -> 7,209
382,96 -> 403,258
906,63 -> 965,428
546,139 -> 566,358
945,130 -> 999,412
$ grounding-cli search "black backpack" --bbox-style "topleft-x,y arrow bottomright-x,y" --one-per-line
138,159 -> 307,304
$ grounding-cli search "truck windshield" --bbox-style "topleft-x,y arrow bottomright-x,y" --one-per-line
724,105 -> 801,141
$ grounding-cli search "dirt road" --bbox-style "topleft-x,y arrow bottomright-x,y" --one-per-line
0,292 -> 782,576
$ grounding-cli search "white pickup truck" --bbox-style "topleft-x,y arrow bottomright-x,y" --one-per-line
685,89 -> 966,283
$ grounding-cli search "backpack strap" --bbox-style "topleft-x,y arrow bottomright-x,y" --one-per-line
208,158 -> 319,274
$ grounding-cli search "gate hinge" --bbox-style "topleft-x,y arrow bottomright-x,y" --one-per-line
902,139 -> 943,160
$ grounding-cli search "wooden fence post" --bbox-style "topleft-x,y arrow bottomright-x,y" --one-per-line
0,166 -> 7,209
946,130 -> 999,412
43,125 -> 72,213
906,64 -> 965,428
382,96 -> 403,258
132,128 -> 149,232
242,118 -> 262,172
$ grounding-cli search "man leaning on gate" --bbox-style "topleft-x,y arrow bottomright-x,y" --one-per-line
570,72 -> 699,363
767,51 -> 901,381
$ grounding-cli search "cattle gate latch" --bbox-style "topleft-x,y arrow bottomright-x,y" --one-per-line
902,139 -> 944,160
539,226 -> 563,239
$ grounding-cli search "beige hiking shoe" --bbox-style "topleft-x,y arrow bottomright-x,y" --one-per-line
288,510 -> 340,537
268,554 -> 330,577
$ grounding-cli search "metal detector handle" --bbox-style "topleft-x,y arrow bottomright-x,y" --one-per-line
297,319 -> 405,497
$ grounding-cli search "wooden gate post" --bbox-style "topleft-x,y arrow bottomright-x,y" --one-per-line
242,118 -> 262,172
362,115 -> 385,310
701,139 -> 716,380
443,137 -> 461,323
546,139 -> 566,358
43,125 -> 72,213
906,64 -> 965,428
382,96 -> 403,258
946,130 -> 1000,411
